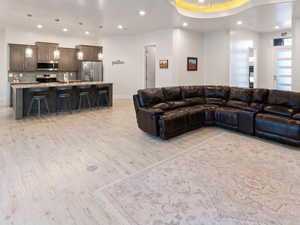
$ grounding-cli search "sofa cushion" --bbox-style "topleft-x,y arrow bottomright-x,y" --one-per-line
190,104 -> 218,122
229,87 -> 253,102
167,100 -> 189,110
204,86 -> 229,105
293,113 -> 300,121
179,106 -> 206,129
256,113 -> 300,140
268,90 -> 300,109
215,107 -> 239,128
185,97 -> 206,106
250,103 -> 264,112
159,109 -> 189,139
226,100 -> 257,112
206,98 -> 226,105
181,86 -> 204,98
162,87 -> 182,101
204,86 -> 230,99
252,89 -> 269,103
138,88 -> 164,107
152,103 -> 170,111
264,105 -> 296,117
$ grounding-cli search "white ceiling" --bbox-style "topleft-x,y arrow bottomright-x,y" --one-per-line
0,0 -> 294,38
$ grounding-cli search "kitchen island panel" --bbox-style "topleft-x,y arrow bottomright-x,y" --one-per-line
11,82 -> 113,120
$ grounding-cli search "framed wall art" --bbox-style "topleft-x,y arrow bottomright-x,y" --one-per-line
159,60 -> 168,69
187,57 -> 198,71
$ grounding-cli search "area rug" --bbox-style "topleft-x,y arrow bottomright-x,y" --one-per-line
97,132 -> 300,225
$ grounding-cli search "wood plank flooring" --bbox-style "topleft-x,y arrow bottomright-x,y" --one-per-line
0,99 -> 223,225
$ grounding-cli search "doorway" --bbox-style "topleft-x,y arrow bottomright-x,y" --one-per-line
145,45 -> 156,88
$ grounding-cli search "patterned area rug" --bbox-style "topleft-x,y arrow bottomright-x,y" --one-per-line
98,132 -> 300,225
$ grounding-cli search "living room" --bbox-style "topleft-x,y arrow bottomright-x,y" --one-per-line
0,0 -> 299,224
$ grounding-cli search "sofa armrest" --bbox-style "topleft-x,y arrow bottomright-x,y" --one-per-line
293,112 -> 300,121
136,107 -> 164,136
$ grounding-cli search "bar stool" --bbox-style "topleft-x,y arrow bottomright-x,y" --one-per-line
56,86 -> 73,114
95,88 -> 109,108
77,86 -> 91,111
27,88 -> 50,117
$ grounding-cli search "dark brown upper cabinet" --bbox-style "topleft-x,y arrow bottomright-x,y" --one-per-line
36,42 -> 59,62
9,44 -> 37,72
76,45 -> 102,61
59,48 -> 78,72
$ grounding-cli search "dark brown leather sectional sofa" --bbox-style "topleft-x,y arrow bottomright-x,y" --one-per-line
133,86 -> 300,146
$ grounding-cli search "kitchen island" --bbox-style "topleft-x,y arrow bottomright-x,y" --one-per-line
11,81 -> 113,120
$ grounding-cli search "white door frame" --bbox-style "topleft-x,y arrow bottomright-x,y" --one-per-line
144,44 -> 157,88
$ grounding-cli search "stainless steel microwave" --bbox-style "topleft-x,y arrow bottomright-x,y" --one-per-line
37,62 -> 59,71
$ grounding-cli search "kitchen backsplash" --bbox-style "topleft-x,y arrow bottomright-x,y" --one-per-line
8,72 -> 78,83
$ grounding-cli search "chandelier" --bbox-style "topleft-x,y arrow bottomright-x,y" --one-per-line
174,0 -> 250,13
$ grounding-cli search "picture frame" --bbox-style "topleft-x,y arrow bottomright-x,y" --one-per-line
159,60 -> 168,69
187,57 -> 198,71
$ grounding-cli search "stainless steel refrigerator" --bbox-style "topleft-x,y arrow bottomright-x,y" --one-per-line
79,61 -> 103,81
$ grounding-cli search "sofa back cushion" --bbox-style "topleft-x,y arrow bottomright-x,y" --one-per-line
162,87 -> 182,101
252,89 -> 269,103
138,88 -> 165,107
265,90 -> 300,117
204,86 -> 230,105
229,87 -> 253,102
181,86 -> 204,98
268,90 -> 300,109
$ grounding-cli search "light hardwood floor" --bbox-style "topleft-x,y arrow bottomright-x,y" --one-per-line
0,99 -> 223,225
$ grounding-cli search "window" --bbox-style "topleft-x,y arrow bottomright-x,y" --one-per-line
274,47 -> 292,91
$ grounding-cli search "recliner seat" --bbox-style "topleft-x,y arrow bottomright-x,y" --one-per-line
134,86 -> 300,146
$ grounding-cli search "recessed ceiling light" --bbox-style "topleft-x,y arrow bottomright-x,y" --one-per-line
139,10 -> 146,16
275,25 -> 280,29
62,28 -> 68,32
237,20 -> 243,25
182,22 -> 188,27
85,31 -> 90,35
117,25 -> 124,30
198,0 -> 205,3
37,24 -> 43,29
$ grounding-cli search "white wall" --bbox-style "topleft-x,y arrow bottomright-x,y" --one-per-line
102,35 -> 142,98
140,29 -> 176,88
0,27 -> 100,106
102,29 -> 176,98
230,30 -> 259,88
173,29 -> 204,85
293,19 -> 300,91
0,28 -> 8,106
203,31 -> 230,85
102,28 -> 204,98
257,32 -> 275,89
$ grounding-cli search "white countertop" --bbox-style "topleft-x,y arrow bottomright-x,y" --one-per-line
11,81 -> 112,89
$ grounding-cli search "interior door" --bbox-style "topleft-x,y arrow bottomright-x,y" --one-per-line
273,47 -> 292,91
145,45 -> 156,88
